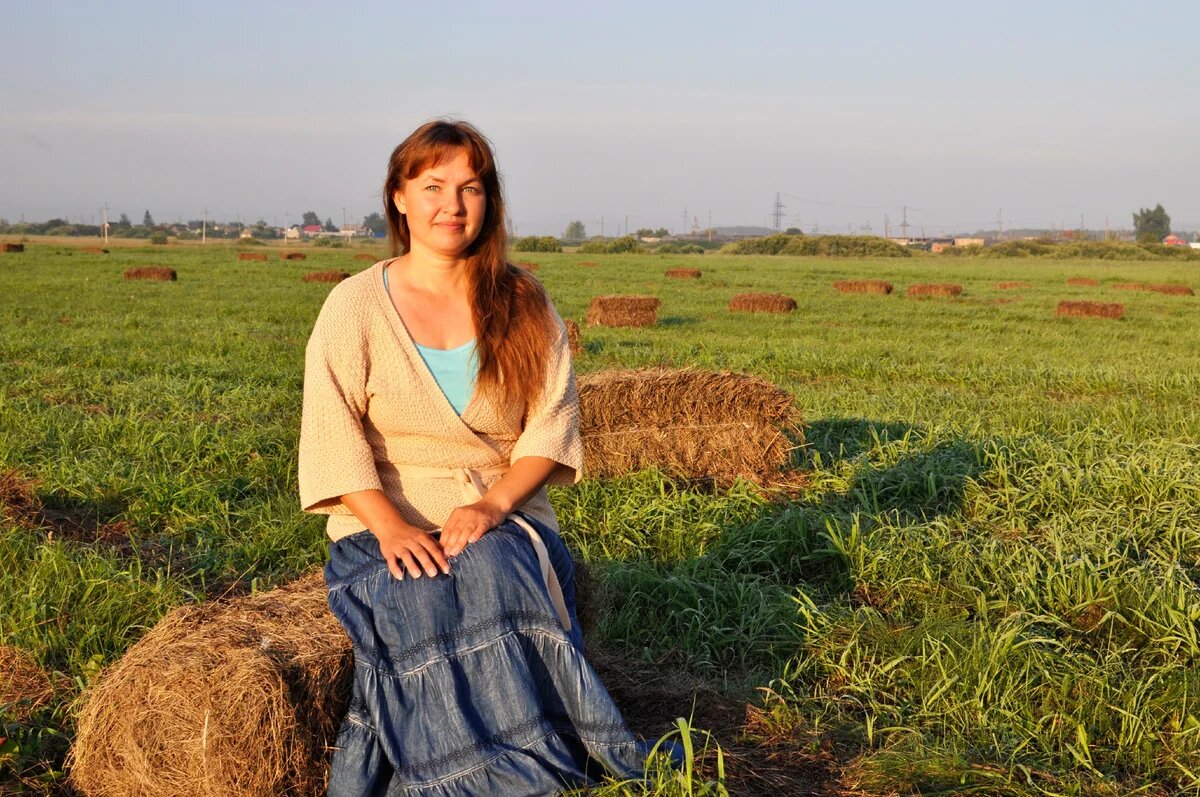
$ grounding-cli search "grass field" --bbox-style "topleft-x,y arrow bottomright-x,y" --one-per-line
1,241 -> 1199,795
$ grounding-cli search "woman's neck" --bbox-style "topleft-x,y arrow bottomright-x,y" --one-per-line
394,250 -> 469,297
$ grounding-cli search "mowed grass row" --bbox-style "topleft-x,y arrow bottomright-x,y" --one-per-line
1,243 -> 1199,794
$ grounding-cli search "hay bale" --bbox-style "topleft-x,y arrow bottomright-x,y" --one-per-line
1111,282 -> 1147,291
80,247 -> 110,255
565,319 -> 581,355
833,279 -> 893,295
281,252 -> 307,261
123,267 -> 176,281
1056,300 -> 1124,320
515,261 -> 540,272
665,268 -> 701,280
728,293 -> 797,313
577,368 -> 802,488
3,243 -> 25,253
238,252 -> 268,262
994,281 -> 1031,290
1066,277 -> 1099,287
353,253 -> 377,262
0,645 -> 55,724
70,572 -> 352,797
586,295 -> 660,328
906,283 -> 962,298
1147,283 -> 1194,296
302,271 -> 351,284
578,260 -> 599,267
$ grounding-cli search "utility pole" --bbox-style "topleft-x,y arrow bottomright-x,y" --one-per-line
1105,215 -> 1110,241
771,193 -> 785,232
101,204 -> 109,245
682,207 -> 687,237
708,210 -> 712,241
202,207 -> 207,245
624,215 -> 628,238
600,216 -> 604,238
884,213 -> 890,239
343,206 -> 348,232
996,208 -> 1004,240
900,206 -> 910,241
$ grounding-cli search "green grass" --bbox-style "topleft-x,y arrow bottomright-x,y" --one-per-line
1,242 -> 1199,793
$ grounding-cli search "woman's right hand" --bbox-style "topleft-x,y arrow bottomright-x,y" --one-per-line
374,524 -> 450,580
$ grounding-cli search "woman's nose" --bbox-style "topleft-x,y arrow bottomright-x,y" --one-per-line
442,191 -> 466,215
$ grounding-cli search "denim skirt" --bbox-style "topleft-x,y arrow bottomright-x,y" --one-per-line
323,514 -> 644,796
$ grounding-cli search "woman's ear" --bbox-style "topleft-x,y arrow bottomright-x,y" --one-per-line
393,189 -> 406,215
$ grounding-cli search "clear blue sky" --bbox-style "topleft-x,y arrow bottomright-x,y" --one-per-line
2,0 -> 1197,236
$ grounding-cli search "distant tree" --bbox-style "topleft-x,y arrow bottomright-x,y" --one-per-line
363,212 -> 386,236
785,227 -> 804,235
302,211 -> 321,227
564,220 -> 586,240
142,210 -> 154,227
1133,204 -> 1171,241
635,227 -> 653,238
653,227 -> 668,238
324,217 -> 338,232
117,213 -> 131,227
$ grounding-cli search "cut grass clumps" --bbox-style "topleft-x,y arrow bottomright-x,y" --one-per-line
70,572 -> 352,797
1066,277 -> 1099,287
577,367 -> 803,489
2,243 -> 25,253
728,293 -> 797,313
1057,300 -> 1124,319
0,644 -> 56,724
515,260 -> 539,272
587,295 -> 660,328
906,283 -> 962,298
281,252 -> 307,261
578,260 -> 599,267
237,252 -> 268,262
352,253 -> 377,262
1148,283 -> 1194,296
80,247 -> 110,255
302,271 -> 351,284
123,267 -> 176,282
994,281 -> 1031,290
665,268 -> 702,280
833,279 -> 893,295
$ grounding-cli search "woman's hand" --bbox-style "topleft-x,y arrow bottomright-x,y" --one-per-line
373,524 -> 450,580
440,499 -> 508,558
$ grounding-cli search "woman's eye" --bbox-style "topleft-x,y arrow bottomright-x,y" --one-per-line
424,185 -> 439,192
463,186 -> 480,194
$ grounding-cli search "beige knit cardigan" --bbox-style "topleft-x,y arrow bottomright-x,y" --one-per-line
298,260 -> 582,541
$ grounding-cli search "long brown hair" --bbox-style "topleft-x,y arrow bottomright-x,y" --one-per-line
383,119 -> 554,411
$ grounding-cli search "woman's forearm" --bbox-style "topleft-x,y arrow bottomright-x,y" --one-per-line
340,489 -> 415,536
479,456 -> 562,514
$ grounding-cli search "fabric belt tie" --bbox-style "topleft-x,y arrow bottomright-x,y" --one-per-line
393,464 -> 572,633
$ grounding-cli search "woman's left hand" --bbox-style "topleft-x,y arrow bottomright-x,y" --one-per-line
441,499 -> 508,557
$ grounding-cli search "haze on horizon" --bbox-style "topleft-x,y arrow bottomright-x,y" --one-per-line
2,0 -> 1198,238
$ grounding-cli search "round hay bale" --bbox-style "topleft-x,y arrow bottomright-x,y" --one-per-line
1111,282 -> 1147,291
70,572 -> 352,797
665,268 -> 701,280
1056,300 -> 1124,320
1066,277 -> 1099,287
352,253 -> 377,262
281,252 -> 307,261
906,283 -> 962,298
1147,283 -> 1194,296
238,252 -> 268,262
0,644 -> 55,724
728,293 -> 797,313
586,295 -> 660,328
514,260 -> 540,272
80,247 -> 110,255
3,243 -> 26,253
994,281 -> 1031,290
565,318 -> 581,356
123,267 -> 176,282
578,260 -> 599,267
577,368 -> 803,488
832,280 -> 893,295
302,271 -> 351,284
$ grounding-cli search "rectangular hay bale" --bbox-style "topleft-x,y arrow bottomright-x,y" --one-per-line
586,295 -> 660,328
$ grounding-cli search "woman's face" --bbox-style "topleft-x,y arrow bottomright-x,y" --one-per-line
394,148 -> 487,259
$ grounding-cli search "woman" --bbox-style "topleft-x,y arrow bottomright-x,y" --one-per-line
299,120 -> 645,795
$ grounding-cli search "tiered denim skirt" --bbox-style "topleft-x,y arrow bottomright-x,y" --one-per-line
323,514 -> 644,796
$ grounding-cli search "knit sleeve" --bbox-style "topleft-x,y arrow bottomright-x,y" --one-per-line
510,310 -> 583,485
298,291 -> 383,513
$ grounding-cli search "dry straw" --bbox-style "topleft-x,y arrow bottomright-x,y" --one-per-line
1066,277 -> 1099,287
665,268 -> 702,280
565,318 -> 581,355
1056,300 -> 1124,320
906,283 -> 962,298
237,253 -> 268,262
352,253 -> 377,262
80,247 -> 110,255
833,280 -> 893,295
3,243 -> 25,253
577,367 -> 803,489
281,252 -> 307,261
1,644 -> 55,724
728,293 -> 797,313
578,260 -> 599,267
123,267 -> 176,282
302,271 -> 350,284
70,572 -> 352,797
995,281 -> 1031,290
1147,283 -> 1194,296
586,295 -> 660,328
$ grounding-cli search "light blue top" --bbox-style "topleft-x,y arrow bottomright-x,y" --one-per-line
385,266 -> 477,415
